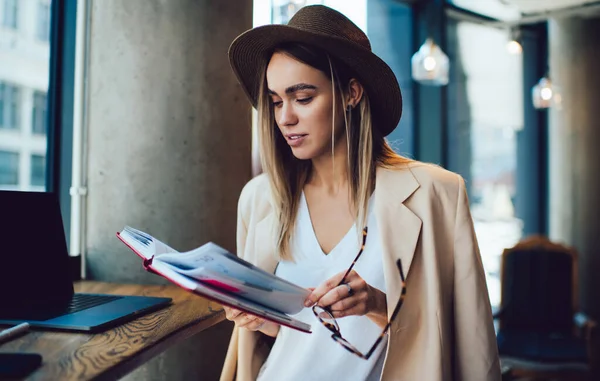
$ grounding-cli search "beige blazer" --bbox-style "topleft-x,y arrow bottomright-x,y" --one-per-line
220,162 -> 501,381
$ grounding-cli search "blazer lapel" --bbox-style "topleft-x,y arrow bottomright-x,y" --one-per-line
374,166 -> 422,319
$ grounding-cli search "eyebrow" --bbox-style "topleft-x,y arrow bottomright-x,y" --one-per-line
268,83 -> 317,96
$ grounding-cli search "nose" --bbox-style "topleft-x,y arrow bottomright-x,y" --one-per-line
277,102 -> 298,127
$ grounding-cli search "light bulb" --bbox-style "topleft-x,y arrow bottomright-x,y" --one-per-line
532,77 -> 558,109
411,38 -> 449,86
423,56 -> 437,71
540,87 -> 553,100
506,40 -> 522,55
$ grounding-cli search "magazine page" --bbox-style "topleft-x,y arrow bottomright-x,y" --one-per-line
120,226 -> 178,258
150,260 -> 311,333
155,242 -> 308,297
171,265 -> 308,314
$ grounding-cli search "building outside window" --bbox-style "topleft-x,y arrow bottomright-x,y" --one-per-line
0,151 -> 19,186
0,82 -> 20,130
36,0 -> 51,41
30,154 -> 45,187
0,0 -> 51,190
2,0 -> 18,29
32,90 -> 47,135
271,0 -> 307,24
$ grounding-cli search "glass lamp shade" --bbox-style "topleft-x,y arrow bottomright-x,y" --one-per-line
506,26 -> 523,55
506,40 -> 523,55
411,38 -> 449,86
532,77 -> 556,109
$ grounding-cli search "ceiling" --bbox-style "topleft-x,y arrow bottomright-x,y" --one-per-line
502,0 -> 600,15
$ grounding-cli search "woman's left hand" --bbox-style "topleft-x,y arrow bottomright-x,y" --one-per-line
304,270 -> 388,328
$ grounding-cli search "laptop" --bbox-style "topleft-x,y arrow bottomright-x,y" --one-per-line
0,190 -> 172,332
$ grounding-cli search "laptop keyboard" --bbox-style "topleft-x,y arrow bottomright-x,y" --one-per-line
0,294 -> 124,321
66,294 -> 122,314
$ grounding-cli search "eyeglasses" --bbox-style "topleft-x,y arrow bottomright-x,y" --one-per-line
312,227 -> 406,360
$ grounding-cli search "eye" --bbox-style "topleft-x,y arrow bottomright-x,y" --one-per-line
272,100 -> 283,108
297,97 -> 313,104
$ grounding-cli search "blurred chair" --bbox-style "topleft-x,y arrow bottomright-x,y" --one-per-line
494,235 -> 596,381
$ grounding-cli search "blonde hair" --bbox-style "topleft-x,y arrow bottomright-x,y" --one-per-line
257,44 -> 411,260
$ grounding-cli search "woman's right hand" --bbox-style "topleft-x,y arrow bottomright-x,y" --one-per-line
223,306 -> 280,337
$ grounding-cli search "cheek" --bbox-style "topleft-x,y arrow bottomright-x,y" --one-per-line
303,104 -> 335,136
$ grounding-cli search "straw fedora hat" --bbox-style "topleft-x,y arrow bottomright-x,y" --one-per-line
228,5 -> 402,136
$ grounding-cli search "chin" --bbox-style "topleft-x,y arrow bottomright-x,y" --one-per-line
289,147 -> 316,161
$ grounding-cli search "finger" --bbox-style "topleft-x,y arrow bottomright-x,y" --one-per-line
317,274 -> 363,307
233,313 -> 252,325
330,295 -> 361,313
303,288 -> 316,306
233,312 -> 262,325
317,283 -> 352,308
238,315 -> 265,330
245,318 -> 267,331
224,307 -> 243,320
304,271 -> 347,307
331,303 -> 365,318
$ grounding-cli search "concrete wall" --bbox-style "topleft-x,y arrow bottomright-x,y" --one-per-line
84,0 -> 253,379
548,16 -> 600,319
548,15 -> 600,371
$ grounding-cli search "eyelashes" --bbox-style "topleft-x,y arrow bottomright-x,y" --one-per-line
272,97 -> 314,108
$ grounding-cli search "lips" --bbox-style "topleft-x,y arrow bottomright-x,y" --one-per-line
285,133 -> 308,147
286,133 -> 307,140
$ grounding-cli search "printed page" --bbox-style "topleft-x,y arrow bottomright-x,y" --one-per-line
155,243 -> 310,310
121,226 -> 178,258
175,266 -> 308,315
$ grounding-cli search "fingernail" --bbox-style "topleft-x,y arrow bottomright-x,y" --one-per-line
304,299 -> 312,307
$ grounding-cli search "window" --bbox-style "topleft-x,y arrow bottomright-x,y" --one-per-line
446,20 -> 524,308
0,151 -> 19,186
36,0 -> 51,41
31,154 -> 45,187
271,0 -> 307,24
0,0 -> 51,191
32,91 -> 47,135
2,0 -> 18,29
0,82 -> 20,130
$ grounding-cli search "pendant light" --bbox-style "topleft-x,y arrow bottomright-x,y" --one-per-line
532,76 -> 557,109
411,38 -> 449,86
506,26 -> 522,55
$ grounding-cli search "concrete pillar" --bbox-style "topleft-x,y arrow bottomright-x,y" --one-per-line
84,0 -> 252,379
548,16 -> 600,368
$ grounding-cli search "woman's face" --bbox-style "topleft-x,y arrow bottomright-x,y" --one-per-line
266,52 -> 344,161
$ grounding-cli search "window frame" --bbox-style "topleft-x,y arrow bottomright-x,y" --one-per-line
46,0 -> 77,247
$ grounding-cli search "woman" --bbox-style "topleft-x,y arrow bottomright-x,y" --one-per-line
221,5 -> 500,381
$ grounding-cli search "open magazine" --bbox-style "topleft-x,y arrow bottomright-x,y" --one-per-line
117,226 -> 311,333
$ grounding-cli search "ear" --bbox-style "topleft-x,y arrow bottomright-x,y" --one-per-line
346,78 -> 364,109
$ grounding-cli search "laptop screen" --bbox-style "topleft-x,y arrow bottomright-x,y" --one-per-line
0,191 -> 74,312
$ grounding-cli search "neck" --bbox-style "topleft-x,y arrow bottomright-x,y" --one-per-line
307,135 -> 350,195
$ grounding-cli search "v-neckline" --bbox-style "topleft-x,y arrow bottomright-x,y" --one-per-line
300,192 -> 355,257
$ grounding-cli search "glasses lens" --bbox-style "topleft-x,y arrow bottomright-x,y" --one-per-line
312,305 -> 340,334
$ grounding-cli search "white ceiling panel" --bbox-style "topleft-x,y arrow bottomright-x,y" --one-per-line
504,0 -> 599,14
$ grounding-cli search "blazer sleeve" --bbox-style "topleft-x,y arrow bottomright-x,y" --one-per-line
453,176 -> 502,381
221,177 -> 273,381
219,190 -> 249,381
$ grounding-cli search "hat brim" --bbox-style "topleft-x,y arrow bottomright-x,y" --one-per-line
228,24 -> 402,136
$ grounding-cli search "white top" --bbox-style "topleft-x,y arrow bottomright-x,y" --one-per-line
257,192 -> 388,381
